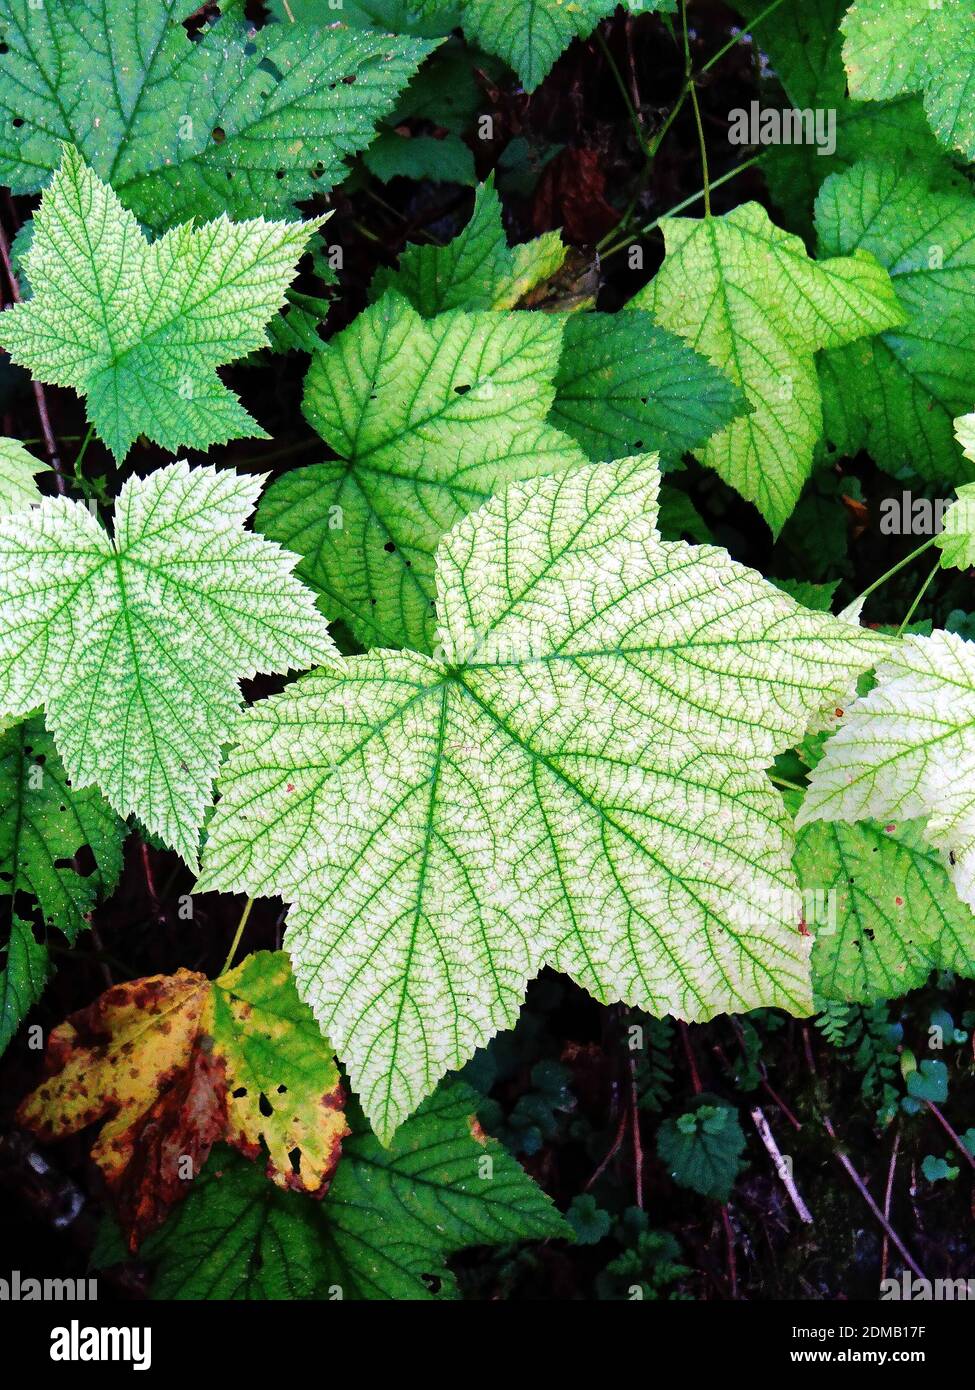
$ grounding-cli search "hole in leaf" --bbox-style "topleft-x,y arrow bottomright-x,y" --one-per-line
258,1093 -> 273,1117
212,126 -> 226,144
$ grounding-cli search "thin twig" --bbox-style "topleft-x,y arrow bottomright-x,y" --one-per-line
140,841 -> 163,924
720,1205 -> 738,1298
803,1026 -> 926,1279
0,218 -> 66,494
880,1130 -> 900,1284
628,1056 -> 644,1209
86,924 -> 114,990
585,1104 -> 629,1191
750,1105 -> 813,1223
925,1101 -> 975,1172
823,1120 -> 927,1281
679,1020 -> 703,1093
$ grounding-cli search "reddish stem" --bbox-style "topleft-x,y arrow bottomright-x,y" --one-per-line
0,215 -> 66,494
628,1056 -> 644,1209
720,1205 -> 738,1298
679,1021 -> 703,1094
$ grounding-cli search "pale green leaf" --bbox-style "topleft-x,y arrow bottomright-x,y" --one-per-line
270,0 -> 461,37
634,203 -> 904,533
0,1 -> 433,229
800,630 -> 975,918
201,454 -> 888,1140
0,146 -> 320,461
956,412 -> 975,462
816,160 -> 975,485
0,462 -> 335,870
0,437 -> 43,515
145,1083 -> 568,1299
842,0 -> 975,160
936,485 -> 975,573
256,290 -> 585,653
936,419 -> 975,570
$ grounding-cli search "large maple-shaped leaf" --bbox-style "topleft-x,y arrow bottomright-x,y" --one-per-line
0,461 -> 335,869
0,1 -> 433,230
255,290 -> 586,653
144,1082 -> 569,1299
0,715 -> 125,1051
842,0 -> 975,161
0,146 -> 320,461
18,952 -> 347,1248
633,202 -> 905,533
816,160 -> 975,485
0,437 -> 43,515
800,631 -> 975,918
201,454 -> 888,1141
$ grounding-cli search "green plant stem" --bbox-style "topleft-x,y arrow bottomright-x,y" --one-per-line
601,155 -> 762,259
20,435 -> 82,447
681,0 -> 710,215
853,535 -> 939,606
598,0 -> 783,254
768,773 -> 806,792
648,79 -> 692,157
73,422 -> 95,482
220,896 -> 255,976
699,0 -> 789,74
895,558 -> 941,637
